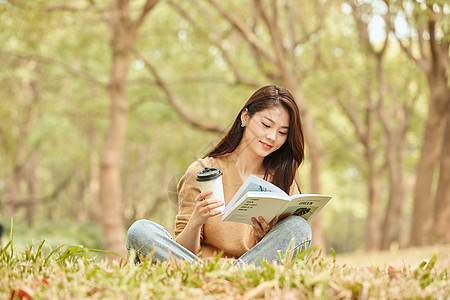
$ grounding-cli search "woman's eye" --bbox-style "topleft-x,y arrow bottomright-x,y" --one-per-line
279,131 -> 288,135
262,123 -> 270,128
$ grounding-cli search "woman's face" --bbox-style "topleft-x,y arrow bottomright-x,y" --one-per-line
241,106 -> 290,159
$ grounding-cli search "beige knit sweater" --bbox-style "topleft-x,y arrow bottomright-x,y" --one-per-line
175,154 -> 300,259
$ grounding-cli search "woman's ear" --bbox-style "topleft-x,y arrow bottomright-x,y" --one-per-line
240,108 -> 249,127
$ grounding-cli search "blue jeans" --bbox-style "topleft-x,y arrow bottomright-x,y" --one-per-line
126,215 -> 312,267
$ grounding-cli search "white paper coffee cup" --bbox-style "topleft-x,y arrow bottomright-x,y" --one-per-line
196,167 -> 225,215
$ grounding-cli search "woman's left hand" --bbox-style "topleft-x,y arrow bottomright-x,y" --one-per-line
250,215 -> 279,243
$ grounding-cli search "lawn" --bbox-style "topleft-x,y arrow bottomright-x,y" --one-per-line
2,238 -> 449,299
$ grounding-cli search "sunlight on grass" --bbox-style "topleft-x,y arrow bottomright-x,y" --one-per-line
2,236 -> 449,299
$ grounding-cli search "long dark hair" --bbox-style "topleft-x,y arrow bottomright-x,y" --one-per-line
205,85 -> 305,193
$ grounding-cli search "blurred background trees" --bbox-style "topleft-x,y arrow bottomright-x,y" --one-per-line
0,0 -> 448,255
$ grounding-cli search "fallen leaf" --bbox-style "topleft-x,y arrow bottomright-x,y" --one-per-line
10,287 -> 33,300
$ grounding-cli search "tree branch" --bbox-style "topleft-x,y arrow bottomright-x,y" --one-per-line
427,14 -> 442,76
332,92 -> 366,145
348,1 -> 375,55
131,0 -> 159,34
167,0 -> 260,87
384,1 -> 429,72
206,0 -> 276,65
284,1 -> 297,53
254,1 -> 285,66
45,0 -> 108,13
0,52 -> 107,87
1,174 -> 71,207
134,49 -> 224,133
254,0 -> 298,87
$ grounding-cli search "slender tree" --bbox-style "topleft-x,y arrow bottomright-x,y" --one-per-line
100,0 -> 159,257
386,0 -> 449,246
433,107 -> 450,243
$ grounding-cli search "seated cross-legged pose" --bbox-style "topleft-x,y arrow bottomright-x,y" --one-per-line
127,85 -> 312,266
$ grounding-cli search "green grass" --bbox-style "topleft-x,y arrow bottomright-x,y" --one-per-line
2,236 -> 449,300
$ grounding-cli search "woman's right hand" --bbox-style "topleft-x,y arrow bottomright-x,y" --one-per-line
189,190 -> 225,228
176,190 -> 224,254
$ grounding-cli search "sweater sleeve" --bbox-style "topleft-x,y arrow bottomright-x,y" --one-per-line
174,160 -> 204,240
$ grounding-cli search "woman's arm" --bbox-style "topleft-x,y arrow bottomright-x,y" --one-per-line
175,190 -> 224,254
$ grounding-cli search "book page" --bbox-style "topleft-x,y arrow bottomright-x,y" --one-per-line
279,205 -> 319,221
222,191 -> 289,225
224,175 -> 286,214
282,194 -> 332,222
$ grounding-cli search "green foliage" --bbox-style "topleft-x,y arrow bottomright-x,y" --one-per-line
0,218 -> 103,253
1,239 -> 448,299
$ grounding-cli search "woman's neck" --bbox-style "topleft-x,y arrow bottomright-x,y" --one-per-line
230,146 -> 265,181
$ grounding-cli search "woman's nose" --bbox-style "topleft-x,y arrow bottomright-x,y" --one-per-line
266,129 -> 276,142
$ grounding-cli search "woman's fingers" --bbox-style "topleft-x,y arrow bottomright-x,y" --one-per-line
278,212 -> 290,222
252,216 -> 275,237
196,190 -> 213,202
258,216 -> 271,232
195,191 -> 224,216
251,217 -> 260,227
251,217 -> 267,233
201,200 -> 224,213
268,215 -> 279,227
190,191 -> 225,227
196,190 -> 224,210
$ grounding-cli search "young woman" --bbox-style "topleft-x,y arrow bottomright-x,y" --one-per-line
127,85 -> 312,266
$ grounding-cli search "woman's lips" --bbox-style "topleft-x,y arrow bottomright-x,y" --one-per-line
260,141 -> 273,150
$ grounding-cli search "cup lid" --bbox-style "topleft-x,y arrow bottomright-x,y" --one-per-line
196,167 -> 222,181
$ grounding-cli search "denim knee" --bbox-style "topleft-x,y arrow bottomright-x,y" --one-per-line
127,219 -> 165,243
127,220 -> 149,242
278,216 -> 312,247
126,220 -> 163,263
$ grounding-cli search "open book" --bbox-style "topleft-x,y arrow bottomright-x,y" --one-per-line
221,175 -> 331,225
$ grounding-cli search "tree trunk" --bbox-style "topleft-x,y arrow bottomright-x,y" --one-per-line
302,113 -> 325,250
405,12 -> 449,247
365,145 -> 381,251
75,174 -> 88,222
100,58 -> 129,257
4,179 -> 18,219
433,108 -> 450,243
100,0 -> 158,258
365,82 -> 382,252
90,151 -> 102,225
25,153 -> 39,227
397,178 -> 412,248
99,0 -> 133,258
394,147 -> 408,248
409,77 -> 446,246
380,136 -> 404,249
308,150 -> 324,250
